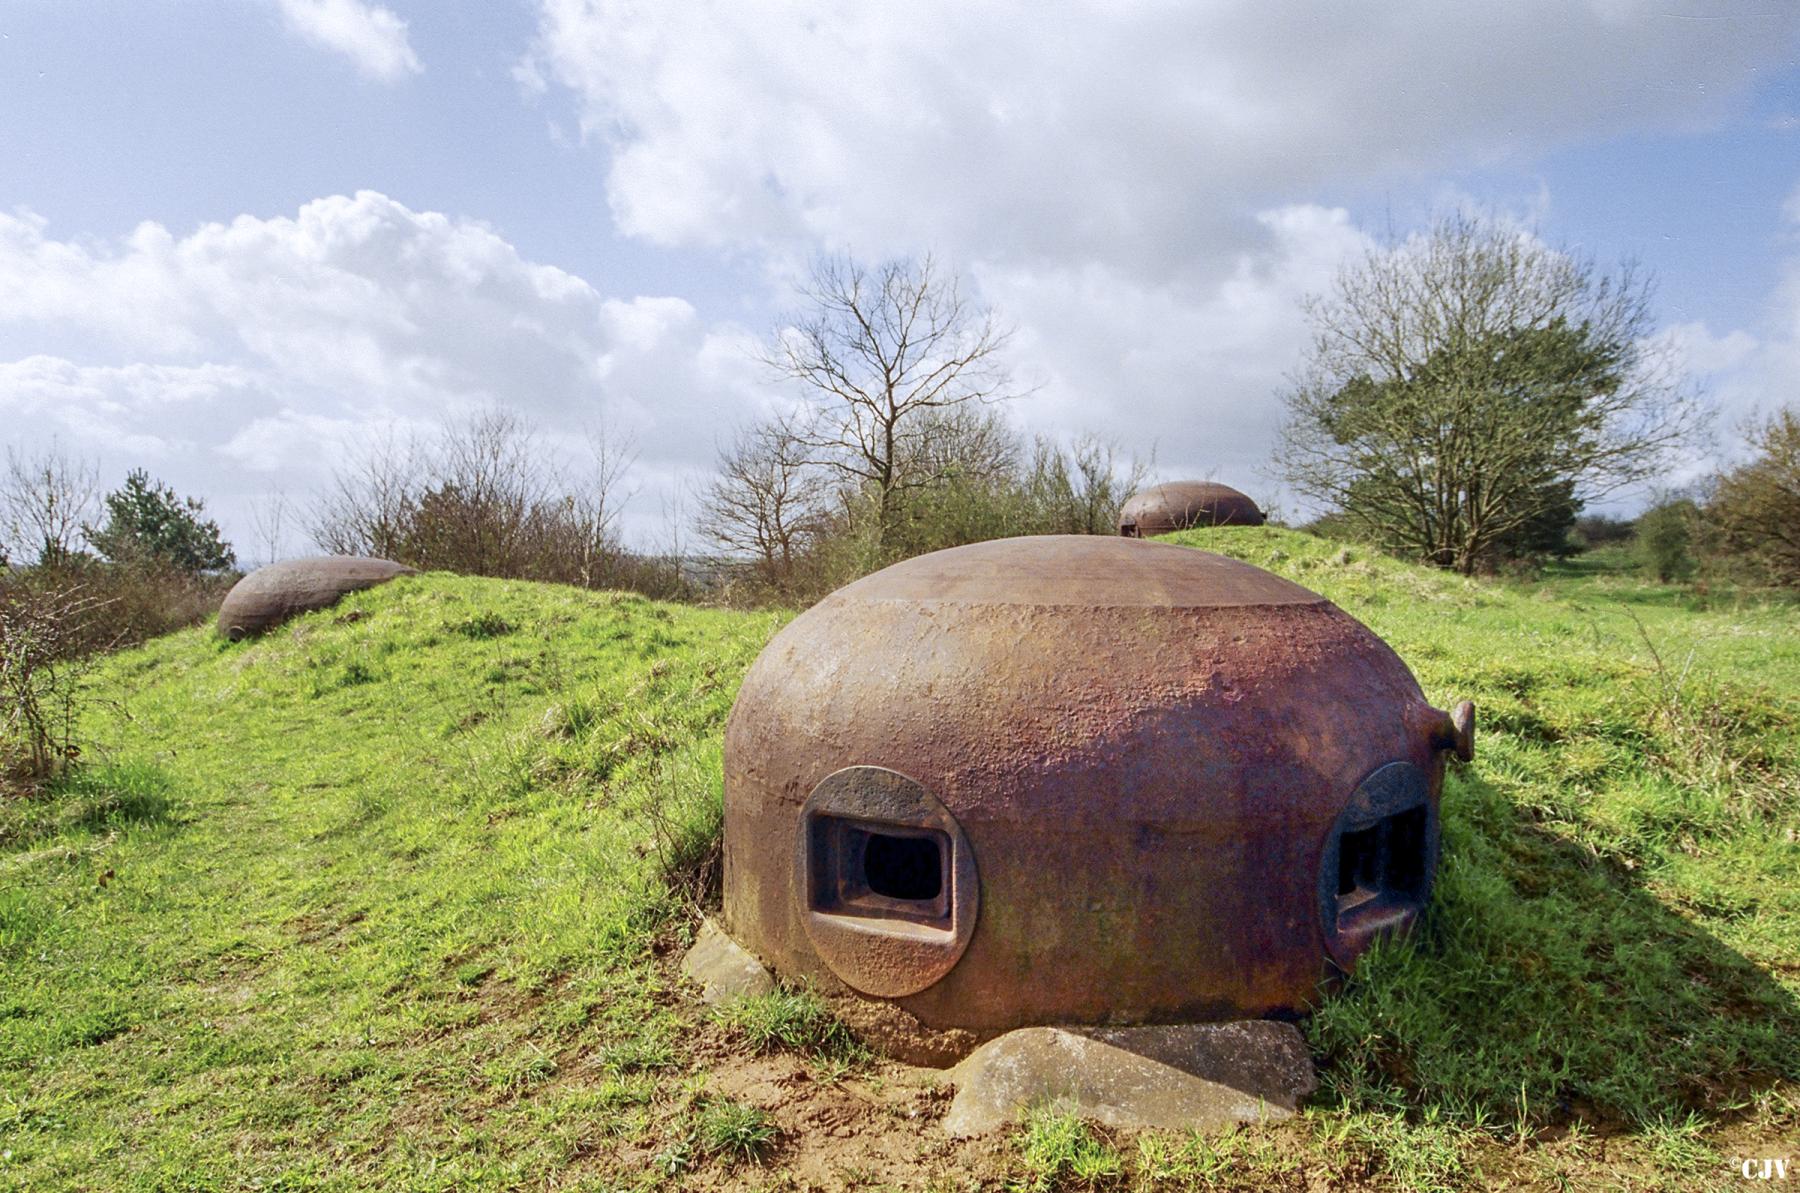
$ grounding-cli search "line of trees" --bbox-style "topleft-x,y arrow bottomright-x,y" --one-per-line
9,232 -> 1799,621
306,409 -> 688,596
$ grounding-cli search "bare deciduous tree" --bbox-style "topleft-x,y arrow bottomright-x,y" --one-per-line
309,429 -> 421,561
248,490 -> 292,568
700,415 -> 827,595
1276,214 -> 1704,574
406,409 -> 556,577
763,253 -> 1022,548
2,444 -> 98,568
563,424 -> 636,589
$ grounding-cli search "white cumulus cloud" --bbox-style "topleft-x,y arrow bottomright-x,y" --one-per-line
518,0 -> 1799,512
525,0 -> 1798,276
0,192 -> 755,551
275,0 -> 423,83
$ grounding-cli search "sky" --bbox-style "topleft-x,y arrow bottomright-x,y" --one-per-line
2,0 -> 1798,559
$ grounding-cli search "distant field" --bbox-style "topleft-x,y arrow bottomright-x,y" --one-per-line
2,530 -> 1796,1190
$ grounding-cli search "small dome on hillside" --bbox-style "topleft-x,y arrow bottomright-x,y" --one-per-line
1119,481 -> 1265,535
217,556 -> 414,640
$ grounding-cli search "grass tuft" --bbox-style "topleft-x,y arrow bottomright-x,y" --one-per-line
0,759 -> 176,848
695,1096 -> 778,1165
449,611 -> 515,640
1012,1105 -> 1123,1191
712,987 -> 865,1062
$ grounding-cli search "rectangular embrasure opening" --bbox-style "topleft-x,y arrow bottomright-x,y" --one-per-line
864,832 -> 942,900
1336,806 -> 1430,917
809,814 -> 951,926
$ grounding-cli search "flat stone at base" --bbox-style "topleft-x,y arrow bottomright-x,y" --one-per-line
942,1021 -> 1315,1138
680,918 -> 775,1005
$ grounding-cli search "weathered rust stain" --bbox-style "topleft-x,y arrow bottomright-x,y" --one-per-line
217,556 -> 414,640
1119,481 -> 1266,535
722,535 -> 1472,1033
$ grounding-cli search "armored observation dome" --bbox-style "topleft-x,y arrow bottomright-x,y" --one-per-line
722,536 -> 1471,1034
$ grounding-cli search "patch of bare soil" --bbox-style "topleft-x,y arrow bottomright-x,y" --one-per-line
644,1019 -> 1002,1190
819,989 -> 987,1069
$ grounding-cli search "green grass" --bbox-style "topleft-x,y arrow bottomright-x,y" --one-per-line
711,987 -> 865,1061
0,575 -> 783,1189
1011,1106 -> 1124,1190
2,532 -> 1797,1190
693,1096 -> 778,1165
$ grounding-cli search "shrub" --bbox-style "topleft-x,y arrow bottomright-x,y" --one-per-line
1634,499 -> 1699,582
0,581 -> 107,790
4,562 -> 232,659
706,417 -> 1149,607
308,409 -> 695,598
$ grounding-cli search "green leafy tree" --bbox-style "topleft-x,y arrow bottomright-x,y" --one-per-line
1276,215 -> 1701,574
86,471 -> 235,573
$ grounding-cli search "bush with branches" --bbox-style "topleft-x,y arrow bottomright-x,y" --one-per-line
310,409 -> 690,598
0,580 -> 110,791
703,402 -> 1147,606
1634,499 -> 1700,583
1708,407 -> 1800,588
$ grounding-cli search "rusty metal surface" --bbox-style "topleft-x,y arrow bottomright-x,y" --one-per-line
1119,481 -> 1265,535
722,535 -> 1470,1033
217,556 -> 414,640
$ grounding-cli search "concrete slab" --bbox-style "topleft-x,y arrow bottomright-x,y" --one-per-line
942,1021 -> 1315,1137
680,918 -> 775,1005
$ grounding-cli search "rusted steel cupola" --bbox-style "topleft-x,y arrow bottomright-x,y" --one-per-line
217,556 -> 414,640
722,535 -> 1471,1034
1119,481 -> 1265,535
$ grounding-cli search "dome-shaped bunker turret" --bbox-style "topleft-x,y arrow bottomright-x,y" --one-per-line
1119,481 -> 1265,535
722,536 -> 1471,1035
217,556 -> 414,640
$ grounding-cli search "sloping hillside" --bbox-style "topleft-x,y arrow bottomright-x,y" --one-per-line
2,534 -> 1796,1190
